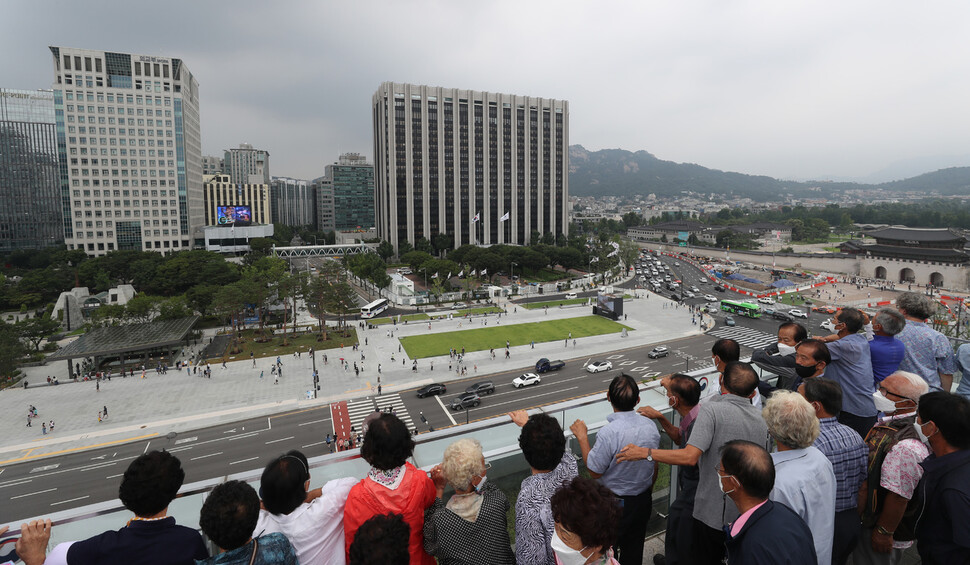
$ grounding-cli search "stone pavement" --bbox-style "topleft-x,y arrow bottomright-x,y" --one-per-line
0,290 -> 702,463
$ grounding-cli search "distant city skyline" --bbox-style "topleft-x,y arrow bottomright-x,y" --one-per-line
4,1 -> 970,183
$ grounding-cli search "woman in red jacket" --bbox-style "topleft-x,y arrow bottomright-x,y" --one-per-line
344,413 -> 436,565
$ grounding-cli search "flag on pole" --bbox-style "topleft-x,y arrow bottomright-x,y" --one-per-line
481,268 -> 487,276
607,249 -> 618,258
457,270 -> 464,277
472,212 -> 480,223
590,256 -> 600,263
499,212 -> 510,222
447,272 -> 452,279
432,272 -> 438,279
470,269 -> 477,276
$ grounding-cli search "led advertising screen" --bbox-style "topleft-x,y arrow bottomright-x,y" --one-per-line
217,206 -> 252,226
593,293 -> 623,320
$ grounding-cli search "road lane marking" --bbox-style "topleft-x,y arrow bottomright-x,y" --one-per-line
190,452 -> 223,461
0,480 -> 32,489
0,433 -> 158,466
51,495 -> 89,506
168,446 -> 193,453
298,418 -> 331,427
228,433 -> 260,441
174,436 -> 198,445
265,436 -> 295,445
30,464 -> 59,473
465,387 -> 580,412
302,441 -> 327,448
435,395 -> 458,425
80,463 -> 116,472
143,441 -> 150,454
106,473 -> 123,479
230,457 -> 260,466
11,488 -> 56,499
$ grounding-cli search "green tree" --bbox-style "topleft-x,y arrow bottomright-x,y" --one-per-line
0,320 -> 27,379
401,251 -> 434,273
622,211 -> 642,228
431,233 -> 453,256
397,240 -> 413,258
376,240 -> 395,261
157,296 -> 192,321
186,284 -> 220,318
16,316 -> 61,352
414,236 -> 434,255
124,294 -> 162,323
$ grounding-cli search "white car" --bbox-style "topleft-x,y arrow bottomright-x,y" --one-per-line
690,286 -> 700,293
683,291 -> 695,298
513,373 -> 542,388
586,361 -> 613,373
789,309 -> 808,318
564,292 -> 578,299
704,294 -> 717,302
819,319 -> 837,332
758,297 -> 774,305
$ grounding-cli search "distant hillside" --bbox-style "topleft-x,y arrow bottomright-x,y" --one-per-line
567,145 -> 970,199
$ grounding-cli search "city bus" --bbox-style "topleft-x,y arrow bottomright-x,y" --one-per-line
360,298 -> 390,319
720,299 -> 762,319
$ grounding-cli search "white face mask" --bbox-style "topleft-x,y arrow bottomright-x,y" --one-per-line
915,421 -> 935,444
550,529 -> 591,565
668,395 -> 678,409
872,390 -> 902,413
776,343 -> 796,356
474,475 -> 487,493
718,473 -> 736,495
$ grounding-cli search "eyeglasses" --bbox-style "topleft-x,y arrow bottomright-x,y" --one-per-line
483,461 -> 492,472
878,385 -> 916,404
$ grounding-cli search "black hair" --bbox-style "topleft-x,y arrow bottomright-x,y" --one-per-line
723,361 -> 758,397
918,392 -> 970,449
119,450 -> 185,517
199,480 -> 259,551
712,338 -> 741,363
260,450 -> 310,515
361,414 -> 415,471
551,477 -> 620,551
796,339 -> 831,365
668,373 -> 701,407
802,378 -> 842,416
778,322 -> 808,343
720,440 -> 774,500
607,374 -> 639,412
518,413 -> 566,472
837,308 -> 865,333
348,513 -> 410,565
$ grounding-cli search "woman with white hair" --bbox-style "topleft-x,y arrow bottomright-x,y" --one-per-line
423,438 -> 514,564
764,390 -> 837,565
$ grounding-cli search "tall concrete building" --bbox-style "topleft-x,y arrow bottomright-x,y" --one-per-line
202,174 -> 271,226
224,143 -> 269,185
270,176 -> 316,227
325,152 -> 374,230
202,155 -> 223,176
49,46 -> 202,255
372,82 -> 568,251
0,89 -> 63,252
311,175 -> 335,232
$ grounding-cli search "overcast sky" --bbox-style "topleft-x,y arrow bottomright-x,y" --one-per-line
4,0 -> 970,183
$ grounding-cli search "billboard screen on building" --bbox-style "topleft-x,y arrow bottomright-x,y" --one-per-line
217,206 -> 252,226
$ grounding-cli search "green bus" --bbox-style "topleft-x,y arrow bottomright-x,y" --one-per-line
720,299 -> 762,318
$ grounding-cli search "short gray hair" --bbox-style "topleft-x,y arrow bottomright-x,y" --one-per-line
896,292 -> 935,320
763,390 -> 820,449
441,438 -> 485,491
884,370 -> 930,401
874,308 -> 906,336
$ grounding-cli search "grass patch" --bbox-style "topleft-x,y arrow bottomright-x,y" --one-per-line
521,298 -> 589,309
466,306 -> 504,315
400,315 -> 632,358
207,327 -> 358,362
522,268 -> 570,283
370,313 -> 430,326
776,293 -> 811,306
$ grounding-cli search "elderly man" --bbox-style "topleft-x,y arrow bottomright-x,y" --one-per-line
867,308 -> 906,385
719,440 -> 817,565
638,374 -> 702,565
912,392 -> 970,564
894,292 -> 957,392
751,322 -> 808,390
618,362 -> 768,565
571,374 -> 661,565
800,378 -> 868,565
819,308 -> 878,438
792,338 -> 830,386
854,371 -> 929,565
762,390 -> 836,565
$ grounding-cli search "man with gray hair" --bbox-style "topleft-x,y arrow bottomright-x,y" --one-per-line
763,390 -> 836,565
868,308 -> 906,385
894,292 -> 956,392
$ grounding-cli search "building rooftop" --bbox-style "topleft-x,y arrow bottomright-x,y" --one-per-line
868,226 -> 966,244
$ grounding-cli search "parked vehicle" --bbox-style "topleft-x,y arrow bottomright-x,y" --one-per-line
535,358 -> 566,373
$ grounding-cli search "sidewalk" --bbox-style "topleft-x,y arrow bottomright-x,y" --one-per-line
0,289 -> 701,463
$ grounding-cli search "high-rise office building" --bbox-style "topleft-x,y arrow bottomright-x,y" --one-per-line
224,143 -> 270,185
311,175 -> 335,232
270,176 -> 315,227
325,153 -> 374,231
202,155 -> 223,176
49,46 -> 202,256
0,89 -> 63,252
203,174 -> 270,226
372,82 -> 569,251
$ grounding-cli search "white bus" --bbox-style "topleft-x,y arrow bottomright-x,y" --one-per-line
360,298 -> 390,319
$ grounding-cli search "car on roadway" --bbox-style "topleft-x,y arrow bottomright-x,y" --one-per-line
690,286 -> 700,293
789,309 -> 808,318
670,293 -> 681,301
770,311 -> 795,322
704,294 -> 717,302
465,381 -> 495,395
450,393 -> 482,410
513,373 -> 542,388
586,360 -> 613,373
453,302 -> 467,308
416,383 -> 447,398
683,291 -> 695,298
819,319 -> 837,333
757,297 -> 775,305
813,305 -> 838,314
714,285 -> 726,292
648,346 -> 669,359
565,292 -> 578,299
725,316 -> 736,326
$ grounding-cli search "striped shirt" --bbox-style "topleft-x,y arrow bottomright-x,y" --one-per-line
813,417 -> 868,512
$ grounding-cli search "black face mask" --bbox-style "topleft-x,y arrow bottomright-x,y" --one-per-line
795,363 -> 817,379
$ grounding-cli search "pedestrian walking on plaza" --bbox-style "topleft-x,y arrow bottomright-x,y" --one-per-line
378,384 -> 382,395
98,411 -> 102,423
260,370 -> 264,380
49,420 -> 54,432
274,375 -> 279,385
26,415 -> 31,427
103,405 -> 107,417
42,422 -> 47,435
96,380 -> 100,392
378,363 -> 381,374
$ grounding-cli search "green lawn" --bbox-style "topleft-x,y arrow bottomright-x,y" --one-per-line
207,327 -> 358,362
370,313 -> 430,326
400,315 -> 632,358
521,268 -> 571,283
466,306 -> 504,315
521,298 -> 589,309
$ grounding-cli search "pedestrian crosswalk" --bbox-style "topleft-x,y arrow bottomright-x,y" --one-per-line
708,327 -> 777,350
344,393 -> 415,434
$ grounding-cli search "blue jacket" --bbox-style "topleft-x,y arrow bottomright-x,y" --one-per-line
914,449 -> 970,565
725,500 -> 817,565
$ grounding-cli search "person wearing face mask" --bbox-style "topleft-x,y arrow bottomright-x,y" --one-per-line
791,339 -> 830,388
853,371 -> 929,565
254,450 -> 357,565
751,322 -> 808,391
424,438 -> 514,565
866,309 -> 906,386
817,308 -> 878,439
719,440 -> 818,565
549,478 -> 622,565
570,375 -> 661,565
704,339 -> 766,409
637,375 -> 701,565
799,378 -> 868,565
911,392 -> 970,564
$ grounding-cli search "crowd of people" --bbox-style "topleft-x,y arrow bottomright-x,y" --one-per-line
7,291 -> 970,565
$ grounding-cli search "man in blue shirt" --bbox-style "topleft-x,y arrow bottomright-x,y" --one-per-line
868,309 -> 906,385
572,374 -> 661,565
895,292 -> 957,392
819,308 -> 877,438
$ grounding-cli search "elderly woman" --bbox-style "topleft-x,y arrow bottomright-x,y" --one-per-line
423,439 -> 515,564
550,477 -> 622,565
344,413 -> 436,565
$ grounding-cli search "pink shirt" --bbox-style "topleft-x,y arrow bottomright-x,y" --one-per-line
730,500 -> 767,537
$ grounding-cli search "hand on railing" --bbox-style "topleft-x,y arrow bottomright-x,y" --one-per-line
508,410 -> 529,428
15,519 -> 51,565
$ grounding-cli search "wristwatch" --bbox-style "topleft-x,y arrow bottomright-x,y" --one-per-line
646,448 -> 654,462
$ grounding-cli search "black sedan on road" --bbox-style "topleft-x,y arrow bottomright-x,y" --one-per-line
416,383 -> 447,398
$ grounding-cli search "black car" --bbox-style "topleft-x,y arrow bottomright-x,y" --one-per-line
714,285 -> 726,292
450,393 -> 481,410
416,383 -> 447,398
465,381 -> 495,395
770,311 -> 795,322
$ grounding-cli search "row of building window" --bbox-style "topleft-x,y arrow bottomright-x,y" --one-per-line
64,91 -> 170,106
72,189 -> 176,197
73,209 -> 179,219
72,179 -> 176,188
